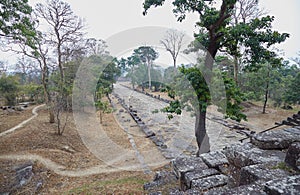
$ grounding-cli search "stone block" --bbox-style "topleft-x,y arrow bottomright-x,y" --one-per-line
285,142 -> 300,171
184,168 -> 219,189
251,128 -> 300,150
204,183 -> 266,195
239,163 -> 291,186
264,175 -> 300,195
172,156 -> 208,179
191,174 -> 228,191
223,143 -> 284,168
200,151 -> 229,168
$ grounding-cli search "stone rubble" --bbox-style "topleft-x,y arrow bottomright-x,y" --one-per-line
145,127 -> 300,194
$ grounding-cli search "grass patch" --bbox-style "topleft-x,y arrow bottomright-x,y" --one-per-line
65,176 -> 148,194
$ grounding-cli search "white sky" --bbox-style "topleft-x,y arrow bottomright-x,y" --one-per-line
1,0 -> 299,65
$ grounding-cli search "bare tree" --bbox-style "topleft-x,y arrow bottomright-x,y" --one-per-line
160,29 -> 185,68
36,0 -> 84,86
85,38 -> 108,56
35,0 -> 85,134
16,35 -> 56,123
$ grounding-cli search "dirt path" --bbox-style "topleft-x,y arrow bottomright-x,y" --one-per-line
0,104 -> 45,137
0,154 -> 121,177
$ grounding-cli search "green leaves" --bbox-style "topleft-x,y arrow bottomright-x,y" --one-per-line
0,0 -> 37,48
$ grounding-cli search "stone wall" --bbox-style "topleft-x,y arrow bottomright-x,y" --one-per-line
145,126 -> 300,194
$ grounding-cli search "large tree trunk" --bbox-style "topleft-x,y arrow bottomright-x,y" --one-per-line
40,60 -> 55,123
195,104 -> 210,156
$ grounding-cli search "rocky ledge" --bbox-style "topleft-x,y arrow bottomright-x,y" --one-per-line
145,126 -> 300,194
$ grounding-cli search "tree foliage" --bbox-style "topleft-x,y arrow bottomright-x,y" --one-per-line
0,0 -> 36,48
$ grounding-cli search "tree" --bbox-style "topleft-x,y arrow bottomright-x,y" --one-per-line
230,0 -> 266,84
133,46 -> 159,90
85,38 -> 108,56
143,0 -> 289,155
118,55 -> 141,88
160,29 -> 185,68
35,0 -> 85,133
284,72 -> 300,105
0,0 -> 36,48
36,0 -> 84,91
0,74 -> 19,106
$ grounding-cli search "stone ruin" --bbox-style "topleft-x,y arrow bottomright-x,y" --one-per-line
144,126 -> 300,194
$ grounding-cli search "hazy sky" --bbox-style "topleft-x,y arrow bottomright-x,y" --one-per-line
1,0 -> 299,65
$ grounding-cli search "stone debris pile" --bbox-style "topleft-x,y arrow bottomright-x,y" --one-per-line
145,126 -> 300,194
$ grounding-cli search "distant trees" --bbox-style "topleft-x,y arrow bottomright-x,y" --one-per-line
133,46 -> 159,90
0,75 -> 19,106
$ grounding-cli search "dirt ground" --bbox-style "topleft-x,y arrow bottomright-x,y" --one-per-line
0,94 -> 298,194
0,105 -> 34,133
0,106 -> 155,194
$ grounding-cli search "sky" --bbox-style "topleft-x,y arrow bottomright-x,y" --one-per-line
1,0 -> 299,65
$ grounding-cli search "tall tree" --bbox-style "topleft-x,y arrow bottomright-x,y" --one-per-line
36,0 -> 84,89
160,29 -> 185,68
143,0 -> 289,155
133,46 -> 158,90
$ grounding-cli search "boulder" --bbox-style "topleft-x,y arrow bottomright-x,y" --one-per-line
172,156 -> 208,179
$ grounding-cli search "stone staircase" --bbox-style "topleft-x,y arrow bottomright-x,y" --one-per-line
144,126 -> 300,194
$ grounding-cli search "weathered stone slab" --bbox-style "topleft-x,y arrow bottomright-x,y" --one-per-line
184,168 -> 219,189
191,174 -> 228,190
239,163 -> 291,185
204,183 -> 266,195
251,128 -> 300,150
264,175 -> 300,195
200,151 -> 229,168
223,143 -> 284,168
172,156 -> 208,179
285,142 -> 300,171
284,128 -> 300,135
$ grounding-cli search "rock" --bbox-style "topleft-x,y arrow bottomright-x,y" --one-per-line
119,109 -> 124,112
183,168 -> 220,189
172,156 -> 208,179
223,143 -> 284,168
264,175 -> 300,194
251,128 -> 300,150
143,127 -> 156,138
204,183 -> 266,195
285,142 -> 300,170
61,145 -> 76,154
239,163 -> 291,185
15,162 -> 34,187
200,151 -> 229,168
143,171 -> 177,191
191,174 -> 228,191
